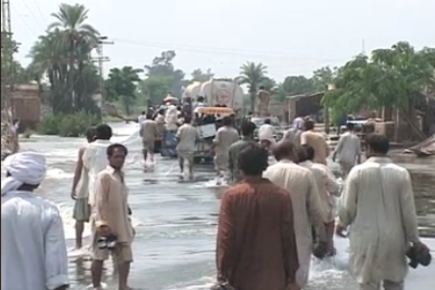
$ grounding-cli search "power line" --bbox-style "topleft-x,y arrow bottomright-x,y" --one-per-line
92,37 -> 114,105
10,2 -> 38,36
18,0 -> 46,31
32,0 -> 48,26
111,37 -> 347,63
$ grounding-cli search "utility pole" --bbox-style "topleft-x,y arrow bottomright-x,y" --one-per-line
1,0 -> 14,121
92,36 -> 113,107
2,0 -> 12,33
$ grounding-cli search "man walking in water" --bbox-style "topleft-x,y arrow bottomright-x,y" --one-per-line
258,118 -> 276,150
332,122 -> 362,179
263,141 -> 327,289
175,115 -> 199,179
282,119 -> 304,146
71,127 -> 97,250
212,116 -> 240,181
2,152 -> 69,290
83,124 -> 113,208
298,144 -> 340,256
139,112 -> 160,166
92,144 -> 134,290
228,121 -> 256,184
215,144 -> 300,290
337,134 -> 426,290
137,111 -> 146,126
301,119 -> 329,165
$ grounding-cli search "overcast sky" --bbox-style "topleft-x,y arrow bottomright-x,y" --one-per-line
11,0 -> 434,81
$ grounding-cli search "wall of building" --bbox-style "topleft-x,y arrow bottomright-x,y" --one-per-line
11,83 -> 41,130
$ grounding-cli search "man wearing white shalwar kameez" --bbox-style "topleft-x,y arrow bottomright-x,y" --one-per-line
298,144 -> 340,255
332,122 -> 362,179
1,152 -> 69,290
263,141 -> 328,289
258,119 -> 276,149
337,134 -> 423,290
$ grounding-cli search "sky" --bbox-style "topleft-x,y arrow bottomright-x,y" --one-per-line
9,0 -> 435,82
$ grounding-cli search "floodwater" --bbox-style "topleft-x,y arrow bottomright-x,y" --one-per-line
3,122 -> 435,290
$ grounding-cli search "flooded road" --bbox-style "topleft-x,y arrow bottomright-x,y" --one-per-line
4,122 -> 435,290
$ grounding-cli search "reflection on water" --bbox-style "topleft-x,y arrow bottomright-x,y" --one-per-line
6,126 -> 435,290
408,171 -> 435,237
392,154 -> 435,237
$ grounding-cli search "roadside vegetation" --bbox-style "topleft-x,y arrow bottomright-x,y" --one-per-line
2,3 -> 434,137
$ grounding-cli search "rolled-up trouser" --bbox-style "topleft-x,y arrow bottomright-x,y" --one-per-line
359,280 -> 404,290
177,150 -> 194,165
142,139 -> 155,152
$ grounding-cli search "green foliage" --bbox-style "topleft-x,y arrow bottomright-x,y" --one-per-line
238,62 -> 268,111
22,129 -> 34,139
144,50 -> 185,98
105,66 -> 143,115
323,42 -> 435,116
27,3 -> 101,114
38,111 -> 99,137
1,32 -> 31,84
312,66 -> 336,91
190,68 -> 214,83
138,76 -> 173,105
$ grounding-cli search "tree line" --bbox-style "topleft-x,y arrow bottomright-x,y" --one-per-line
2,3 -> 434,126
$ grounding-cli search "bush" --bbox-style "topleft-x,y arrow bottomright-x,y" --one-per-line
22,128 -> 33,138
38,111 -> 100,137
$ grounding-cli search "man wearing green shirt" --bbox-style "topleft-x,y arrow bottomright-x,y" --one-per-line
228,121 -> 256,184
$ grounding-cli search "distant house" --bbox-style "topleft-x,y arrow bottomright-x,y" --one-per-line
11,83 -> 41,130
287,92 -> 325,123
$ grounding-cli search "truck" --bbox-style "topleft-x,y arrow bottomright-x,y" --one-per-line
160,79 -> 244,163
183,78 -> 244,111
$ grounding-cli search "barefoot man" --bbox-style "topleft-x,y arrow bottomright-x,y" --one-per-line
264,141 -> 327,289
212,116 -> 240,181
91,144 -> 134,290
139,112 -> 160,166
332,122 -> 362,179
71,127 -> 97,250
175,115 -> 200,179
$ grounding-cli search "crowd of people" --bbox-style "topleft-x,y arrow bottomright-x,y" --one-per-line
214,118 -> 430,290
1,114 -> 431,290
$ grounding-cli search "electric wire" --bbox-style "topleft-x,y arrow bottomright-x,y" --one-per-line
18,0 -> 46,31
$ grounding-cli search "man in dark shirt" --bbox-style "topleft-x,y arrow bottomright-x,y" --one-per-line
228,121 -> 256,184
215,143 -> 299,290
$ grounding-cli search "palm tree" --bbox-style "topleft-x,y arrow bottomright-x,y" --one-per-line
238,62 -> 267,112
47,3 -> 100,110
48,3 -> 100,51
105,66 -> 144,116
28,31 -> 73,112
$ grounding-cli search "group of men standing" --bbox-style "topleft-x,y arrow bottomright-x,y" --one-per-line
214,117 -> 428,290
2,123 -> 134,290
70,124 -> 134,290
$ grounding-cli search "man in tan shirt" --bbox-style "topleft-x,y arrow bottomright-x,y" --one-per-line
92,143 -> 134,290
140,112 -> 160,165
212,116 -> 240,180
176,115 -> 200,179
300,120 -> 329,165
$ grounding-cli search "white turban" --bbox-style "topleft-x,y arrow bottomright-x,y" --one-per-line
1,151 -> 46,196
